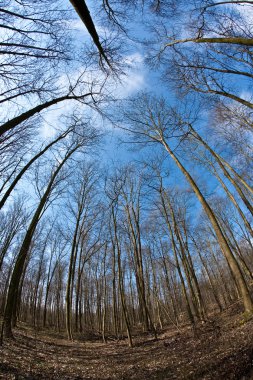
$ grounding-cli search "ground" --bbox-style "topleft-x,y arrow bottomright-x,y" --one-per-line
1,303 -> 253,379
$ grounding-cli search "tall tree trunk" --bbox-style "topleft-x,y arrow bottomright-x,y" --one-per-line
161,137 -> 253,314
190,126 -> 253,216
3,146 -> 80,338
112,206 -> 133,347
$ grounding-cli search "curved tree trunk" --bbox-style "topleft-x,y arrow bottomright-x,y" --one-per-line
0,128 -> 72,211
190,126 -> 253,216
3,145 -> 80,338
161,138 -> 253,314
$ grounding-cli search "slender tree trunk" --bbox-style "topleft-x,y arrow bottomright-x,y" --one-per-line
3,146 -> 79,338
190,126 -> 253,215
209,163 -> 253,238
112,206 -> 133,347
0,129 -> 72,211
161,138 -> 253,314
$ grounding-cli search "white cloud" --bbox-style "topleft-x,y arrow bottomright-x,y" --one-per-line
120,72 -> 145,97
69,19 -> 89,34
124,52 -> 144,66
114,52 -> 146,98
38,50 -> 146,139
239,91 -> 253,103
229,3 -> 253,24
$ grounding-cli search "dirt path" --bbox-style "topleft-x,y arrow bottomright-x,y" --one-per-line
1,306 -> 253,379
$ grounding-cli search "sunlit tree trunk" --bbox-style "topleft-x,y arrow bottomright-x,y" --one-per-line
112,205 -> 133,347
190,126 -> 253,216
160,137 -> 253,314
3,145 -> 80,338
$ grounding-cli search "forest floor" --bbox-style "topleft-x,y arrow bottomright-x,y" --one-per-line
1,303 -> 253,379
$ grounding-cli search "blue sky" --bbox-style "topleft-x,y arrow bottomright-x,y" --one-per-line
1,0 -> 252,231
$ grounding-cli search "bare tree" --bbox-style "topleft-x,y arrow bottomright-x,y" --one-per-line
2,119 -> 100,338
122,93 -> 253,314
147,0 -> 253,110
